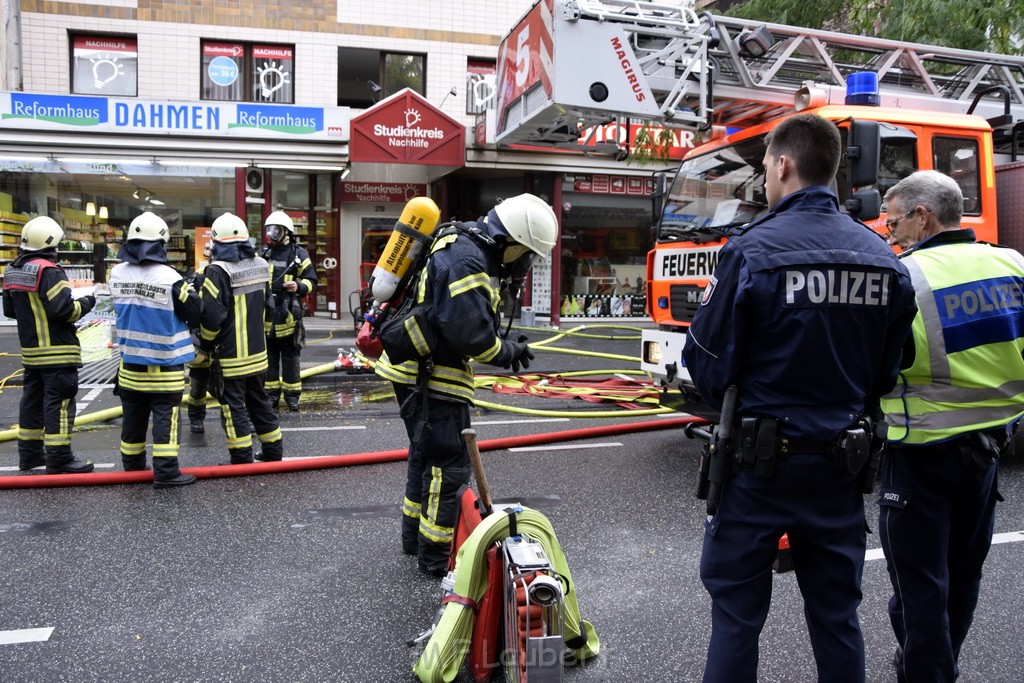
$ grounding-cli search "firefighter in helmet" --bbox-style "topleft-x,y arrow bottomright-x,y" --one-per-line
109,211 -> 202,488
197,212 -> 283,463
186,241 -> 213,434
259,210 -> 317,412
375,193 -> 557,576
1,216 -> 96,474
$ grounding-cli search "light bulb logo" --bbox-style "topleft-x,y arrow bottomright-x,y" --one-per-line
404,108 -> 422,127
91,54 -> 125,89
256,61 -> 290,98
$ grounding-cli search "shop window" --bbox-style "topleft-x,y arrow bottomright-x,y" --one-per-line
933,136 -> 981,215
71,34 -> 138,97
337,47 -> 425,108
466,58 -> 496,115
201,41 -> 295,104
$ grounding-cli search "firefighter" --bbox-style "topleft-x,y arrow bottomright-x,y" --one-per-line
878,170 -> 1024,682
109,212 -> 202,488
2,216 -> 96,474
197,212 -> 283,463
186,241 -> 213,434
375,193 -> 557,576
259,210 -> 317,412
682,114 -> 918,682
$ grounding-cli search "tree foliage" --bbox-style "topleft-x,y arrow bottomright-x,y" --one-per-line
723,0 -> 1024,55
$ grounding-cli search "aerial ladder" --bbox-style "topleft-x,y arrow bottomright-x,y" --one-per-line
495,0 -> 1024,156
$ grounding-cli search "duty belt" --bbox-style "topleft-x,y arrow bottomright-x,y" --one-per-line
736,416 -> 833,478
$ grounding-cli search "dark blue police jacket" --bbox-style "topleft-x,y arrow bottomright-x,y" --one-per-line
682,186 -> 917,441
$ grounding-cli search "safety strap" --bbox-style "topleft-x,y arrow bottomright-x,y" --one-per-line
412,357 -> 433,444
441,594 -> 478,611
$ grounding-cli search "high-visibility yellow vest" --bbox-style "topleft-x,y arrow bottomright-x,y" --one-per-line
881,241 -> 1024,444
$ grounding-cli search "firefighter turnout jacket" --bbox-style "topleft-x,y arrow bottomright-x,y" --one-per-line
881,229 -> 1024,444
110,261 -> 201,393
261,241 -> 316,339
198,253 -> 272,378
1,252 -> 95,368
375,223 -> 507,402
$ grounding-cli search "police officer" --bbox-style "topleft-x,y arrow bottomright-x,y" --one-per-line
197,212 -> 283,463
109,212 -> 202,488
186,241 -> 212,434
682,114 -> 917,682
2,216 -> 96,474
878,170 -> 1024,682
259,211 -> 317,412
375,193 -> 556,576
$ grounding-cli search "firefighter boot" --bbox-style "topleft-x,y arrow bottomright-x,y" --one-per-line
18,444 -> 45,471
187,403 -> 206,433
152,456 -> 197,489
229,447 -> 254,465
402,514 -> 419,555
45,452 -> 95,475
418,539 -> 451,578
255,440 -> 283,462
285,396 -> 300,412
121,454 -> 149,471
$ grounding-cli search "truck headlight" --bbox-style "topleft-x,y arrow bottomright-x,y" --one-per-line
644,340 -> 663,365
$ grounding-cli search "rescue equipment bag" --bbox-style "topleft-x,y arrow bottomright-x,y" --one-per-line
378,299 -> 436,365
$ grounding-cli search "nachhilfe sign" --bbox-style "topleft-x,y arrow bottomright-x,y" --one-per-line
350,88 -> 465,167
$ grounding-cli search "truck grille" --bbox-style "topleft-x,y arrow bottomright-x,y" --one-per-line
669,284 -> 705,324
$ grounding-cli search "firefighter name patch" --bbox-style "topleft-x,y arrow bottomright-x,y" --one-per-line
700,276 -> 717,306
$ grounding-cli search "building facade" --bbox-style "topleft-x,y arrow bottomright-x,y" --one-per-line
0,0 -> 696,323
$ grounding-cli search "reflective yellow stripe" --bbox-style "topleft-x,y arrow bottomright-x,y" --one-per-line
199,325 -> 219,341
281,380 -> 302,392
257,427 -> 282,444
426,466 -> 443,525
177,282 -> 193,302
18,428 -> 43,440
120,441 -> 146,455
153,443 -> 179,458
448,272 -> 493,298
403,497 -> 422,518
406,317 -> 431,356
202,278 -> 219,297
45,279 -> 70,300
44,434 -> 71,447
475,337 -> 503,363
29,293 -> 48,347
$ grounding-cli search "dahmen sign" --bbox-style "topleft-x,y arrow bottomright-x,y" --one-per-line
350,88 -> 465,167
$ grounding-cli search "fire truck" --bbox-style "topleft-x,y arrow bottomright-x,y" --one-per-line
494,0 -> 1024,409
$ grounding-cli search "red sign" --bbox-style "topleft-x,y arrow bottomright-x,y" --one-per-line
495,0 -> 554,133
339,182 -> 427,203
350,89 -> 465,167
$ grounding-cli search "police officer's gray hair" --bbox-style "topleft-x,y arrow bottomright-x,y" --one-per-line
883,170 -> 963,228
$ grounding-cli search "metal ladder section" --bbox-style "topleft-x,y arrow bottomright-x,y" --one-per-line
545,1 -> 1024,135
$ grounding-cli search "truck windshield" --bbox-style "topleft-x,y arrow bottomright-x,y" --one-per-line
659,136 -> 768,243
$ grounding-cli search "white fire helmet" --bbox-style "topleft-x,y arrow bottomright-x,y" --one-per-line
211,212 -> 250,243
493,193 -> 557,257
264,210 -> 295,245
126,211 -> 169,243
20,216 -> 65,252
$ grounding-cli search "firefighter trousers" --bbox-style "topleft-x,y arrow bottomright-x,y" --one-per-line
18,366 -> 79,467
266,334 -> 302,404
394,383 -> 471,574
187,362 -> 211,423
118,386 -> 181,470
217,372 -> 283,463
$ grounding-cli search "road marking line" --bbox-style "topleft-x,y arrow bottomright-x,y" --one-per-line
281,426 -> 366,432
510,442 -> 623,452
0,627 -> 53,645
0,463 -> 115,472
474,418 -> 570,426
865,530 -> 1024,562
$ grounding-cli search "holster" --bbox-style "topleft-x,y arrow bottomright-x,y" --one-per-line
738,417 -> 780,479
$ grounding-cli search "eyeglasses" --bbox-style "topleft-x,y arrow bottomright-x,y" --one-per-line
884,208 -> 916,232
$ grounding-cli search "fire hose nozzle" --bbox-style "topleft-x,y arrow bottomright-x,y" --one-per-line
527,573 -> 563,606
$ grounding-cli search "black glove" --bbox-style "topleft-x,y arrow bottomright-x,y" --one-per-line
497,334 -> 534,373
78,294 -> 96,315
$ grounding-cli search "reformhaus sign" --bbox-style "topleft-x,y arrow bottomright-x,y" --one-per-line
349,88 -> 465,166
0,92 -> 350,141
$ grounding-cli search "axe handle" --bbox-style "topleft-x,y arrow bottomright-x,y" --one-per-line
462,428 -> 493,514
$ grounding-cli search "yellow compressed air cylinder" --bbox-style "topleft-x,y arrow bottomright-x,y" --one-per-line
369,197 -> 441,304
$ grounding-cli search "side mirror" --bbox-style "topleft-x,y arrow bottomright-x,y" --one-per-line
845,188 -> 881,221
846,119 -> 881,189
652,172 -> 670,227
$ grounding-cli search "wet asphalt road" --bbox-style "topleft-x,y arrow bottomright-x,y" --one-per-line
0,321 -> 1022,682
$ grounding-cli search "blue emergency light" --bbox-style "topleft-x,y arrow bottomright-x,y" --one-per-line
845,72 -> 881,106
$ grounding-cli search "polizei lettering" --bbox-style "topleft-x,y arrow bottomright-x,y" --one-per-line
610,36 -> 645,103
942,280 -> 1024,319
784,269 -> 891,307
658,247 -> 720,278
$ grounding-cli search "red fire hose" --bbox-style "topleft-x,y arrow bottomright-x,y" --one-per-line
0,416 -> 705,489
